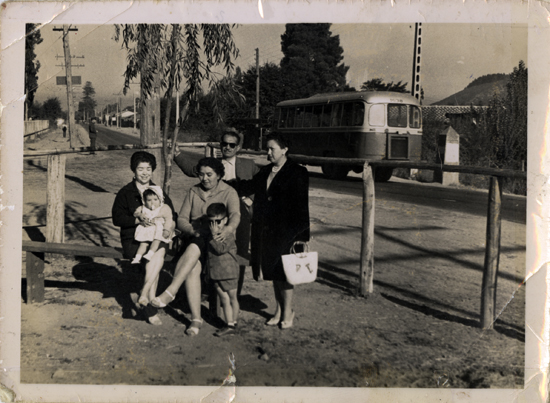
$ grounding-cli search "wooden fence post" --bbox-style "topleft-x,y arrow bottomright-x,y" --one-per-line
480,176 -> 503,329
360,162 -> 375,296
46,154 -> 66,243
26,251 -> 45,303
205,145 -> 212,157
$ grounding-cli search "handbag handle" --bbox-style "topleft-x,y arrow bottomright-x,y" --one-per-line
290,241 -> 309,257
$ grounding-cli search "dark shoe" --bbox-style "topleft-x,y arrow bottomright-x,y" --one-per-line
215,326 -> 236,337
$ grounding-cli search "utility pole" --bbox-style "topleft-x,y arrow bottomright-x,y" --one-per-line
53,25 -> 78,147
411,23 -> 423,103
255,48 -> 260,149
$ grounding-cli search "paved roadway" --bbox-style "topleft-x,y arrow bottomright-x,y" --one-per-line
309,172 -> 526,225
91,128 -> 526,226
87,123 -> 141,146
175,149 -> 526,225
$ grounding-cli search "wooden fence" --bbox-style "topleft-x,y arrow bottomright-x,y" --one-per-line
207,144 -> 525,330
24,120 -> 50,139
23,142 -> 526,330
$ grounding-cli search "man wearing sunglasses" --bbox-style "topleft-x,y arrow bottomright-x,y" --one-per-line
174,129 -> 261,288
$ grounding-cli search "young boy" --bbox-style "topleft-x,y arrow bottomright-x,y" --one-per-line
206,203 -> 240,337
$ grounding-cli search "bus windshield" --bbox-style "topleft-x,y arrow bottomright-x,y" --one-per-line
388,104 -> 408,128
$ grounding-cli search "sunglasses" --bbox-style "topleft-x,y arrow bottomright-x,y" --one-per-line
221,142 -> 238,149
208,218 -> 225,225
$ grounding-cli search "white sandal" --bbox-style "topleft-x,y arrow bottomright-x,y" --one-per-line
186,319 -> 203,336
151,290 -> 175,308
266,313 -> 281,326
148,314 -> 162,326
280,311 -> 295,329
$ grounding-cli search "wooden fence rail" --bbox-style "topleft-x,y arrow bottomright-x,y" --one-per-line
354,161 -> 518,330
23,142 -> 209,158
206,143 -> 523,328
24,143 -> 525,330
24,120 -> 50,138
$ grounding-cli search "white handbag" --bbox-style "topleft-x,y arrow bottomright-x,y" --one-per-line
282,242 -> 318,285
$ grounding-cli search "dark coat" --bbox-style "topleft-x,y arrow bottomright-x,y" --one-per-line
239,159 -> 310,281
88,121 -> 97,139
174,152 -> 259,183
111,180 -> 176,259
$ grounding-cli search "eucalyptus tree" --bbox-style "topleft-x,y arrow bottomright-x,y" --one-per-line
81,81 -> 97,119
280,23 -> 349,99
360,78 -> 408,93
114,23 -> 241,194
25,23 -> 43,120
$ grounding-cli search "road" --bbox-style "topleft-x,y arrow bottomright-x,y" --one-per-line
85,123 -> 141,146
175,149 -> 526,225
86,128 -> 525,225
309,172 -> 526,224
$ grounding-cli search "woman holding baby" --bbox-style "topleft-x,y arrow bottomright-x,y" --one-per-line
111,151 -> 176,326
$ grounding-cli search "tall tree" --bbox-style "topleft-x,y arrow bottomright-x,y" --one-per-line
280,23 -> 349,100
81,81 -> 97,119
222,62 -> 284,131
491,60 -> 527,169
41,97 -> 63,121
114,24 -> 240,194
361,78 -> 408,93
459,61 -> 527,174
25,23 -> 43,120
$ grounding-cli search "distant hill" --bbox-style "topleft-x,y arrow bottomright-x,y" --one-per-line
432,74 -> 510,106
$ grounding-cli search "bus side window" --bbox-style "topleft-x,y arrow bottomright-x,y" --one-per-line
331,104 -> 342,126
388,104 -> 407,128
353,102 -> 365,126
409,106 -> 421,128
368,104 -> 385,127
295,106 -> 305,128
341,103 -> 353,126
321,104 -> 332,127
312,105 -> 323,127
286,107 -> 295,128
303,106 -> 313,127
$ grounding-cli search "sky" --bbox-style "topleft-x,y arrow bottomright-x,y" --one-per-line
32,23 -> 527,112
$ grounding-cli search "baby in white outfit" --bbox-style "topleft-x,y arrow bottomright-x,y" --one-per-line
132,186 -> 175,264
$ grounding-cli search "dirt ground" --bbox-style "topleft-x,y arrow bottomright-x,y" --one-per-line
20,127 -> 525,388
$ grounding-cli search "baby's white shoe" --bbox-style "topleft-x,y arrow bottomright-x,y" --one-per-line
143,250 -> 155,261
131,254 -> 142,264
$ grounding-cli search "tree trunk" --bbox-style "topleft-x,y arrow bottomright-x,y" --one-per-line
140,72 -> 162,185
161,25 -> 180,195
164,103 -> 189,195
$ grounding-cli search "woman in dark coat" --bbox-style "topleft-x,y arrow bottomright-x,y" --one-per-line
240,133 -> 310,329
111,151 -> 177,325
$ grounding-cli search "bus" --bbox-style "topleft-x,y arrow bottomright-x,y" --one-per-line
273,91 -> 422,181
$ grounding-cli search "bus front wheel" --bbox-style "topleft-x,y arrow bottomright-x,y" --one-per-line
322,163 -> 349,180
374,167 -> 393,182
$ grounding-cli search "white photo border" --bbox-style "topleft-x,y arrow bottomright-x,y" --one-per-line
1,1 -> 548,402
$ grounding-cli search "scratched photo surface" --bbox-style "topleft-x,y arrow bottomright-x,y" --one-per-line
20,22 -> 526,388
